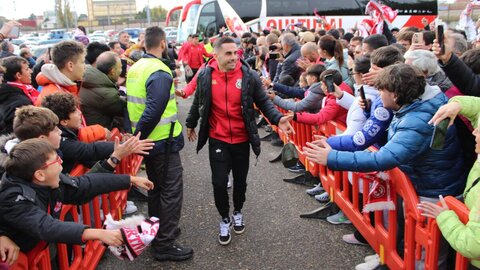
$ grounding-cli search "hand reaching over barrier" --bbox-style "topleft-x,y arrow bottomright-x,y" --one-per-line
417,195 -> 449,218
303,138 -> 332,165
278,115 -> 295,135
82,229 -> 123,247
130,176 -> 154,190
111,132 -> 154,160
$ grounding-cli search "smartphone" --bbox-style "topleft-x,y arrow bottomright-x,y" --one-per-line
269,52 -> 279,60
10,26 -> 20,39
412,32 -> 423,45
436,25 -> 445,54
430,118 -> 450,150
324,74 -> 335,93
358,86 -> 371,113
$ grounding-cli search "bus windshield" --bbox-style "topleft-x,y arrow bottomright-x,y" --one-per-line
178,3 -> 200,43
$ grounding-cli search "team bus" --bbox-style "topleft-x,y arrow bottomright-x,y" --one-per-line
166,0 -> 438,43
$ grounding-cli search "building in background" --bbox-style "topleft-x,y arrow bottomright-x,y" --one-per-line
86,0 -> 137,25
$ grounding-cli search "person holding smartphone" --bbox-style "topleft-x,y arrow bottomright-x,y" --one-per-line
0,21 -> 21,42
420,95 -> 480,270
304,64 -> 468,269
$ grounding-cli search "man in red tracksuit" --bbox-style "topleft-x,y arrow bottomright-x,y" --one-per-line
185,37 -> 294,246
182,34 -> 212,83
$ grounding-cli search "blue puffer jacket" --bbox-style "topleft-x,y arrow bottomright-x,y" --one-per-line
327,85 -> 467,198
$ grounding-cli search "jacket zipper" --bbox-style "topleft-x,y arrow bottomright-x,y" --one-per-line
225,73 -> 233,143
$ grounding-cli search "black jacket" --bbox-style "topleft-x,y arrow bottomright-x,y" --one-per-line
440,53 -> 480,97
185,59 -> 283,156
59,126 -> 114,173
0,84 -> 33,135
273,43 -> 301,83
0,173 -> 130,252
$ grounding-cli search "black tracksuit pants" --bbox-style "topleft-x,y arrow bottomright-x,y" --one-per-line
208,138 -> 250,219
145,152 -> 183,249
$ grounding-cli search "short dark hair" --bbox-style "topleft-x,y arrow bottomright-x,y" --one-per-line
460,48 -> 480,74
320,69 -> 343,86
144,26 -> 165,50
108,41 -> 120,49
422,31 -> 435,45
363,34 -> 388,51
51,40 -> 85,70
5,138 -> 56,181
13,106 -> 59,141
41,93 -> 78,122
370,46 -> 404,68
374,63 -> 426,107
327,29 -> 340,40
1,56 -> 27,82
279,75 -> 295,86
213,37 -> 236,51
354,56 -> 371,74
1,41 -> 10,52
305,64 -> 326,81
96,51 -> 118,75
85,41 -> 110,65
351,36 -> 364,43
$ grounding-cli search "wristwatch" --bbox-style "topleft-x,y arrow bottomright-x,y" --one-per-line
109,156 -> 120,165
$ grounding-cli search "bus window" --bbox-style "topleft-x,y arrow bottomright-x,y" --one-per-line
266,0 -> 437,17
178,3 -> 200,43
228,0 -> 262,23
197,1 -> 226,38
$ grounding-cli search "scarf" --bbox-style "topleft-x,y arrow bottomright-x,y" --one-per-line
360,171 -> 396,213
6,82 -> 39,104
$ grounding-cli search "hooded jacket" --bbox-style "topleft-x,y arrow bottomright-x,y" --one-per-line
186,59 -> 283,156
79,65 -> 126,129
0,172 -> 130,252
436,96 -> 480,268
327,85 -> 467,198
35,64 -> 80,106
0,84 -> 33,135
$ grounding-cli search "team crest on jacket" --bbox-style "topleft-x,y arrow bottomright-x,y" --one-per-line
236,79 -> 242,89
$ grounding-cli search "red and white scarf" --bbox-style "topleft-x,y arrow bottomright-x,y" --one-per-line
7,82 -> 39,104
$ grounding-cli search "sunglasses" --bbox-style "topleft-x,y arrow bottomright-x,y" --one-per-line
40,155 -> 63,169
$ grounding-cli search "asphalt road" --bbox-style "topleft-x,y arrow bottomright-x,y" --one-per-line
97,94 -> 373,270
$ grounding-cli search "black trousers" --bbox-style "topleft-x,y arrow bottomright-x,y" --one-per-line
208,138 -> 250,219
145,152 -> 183,249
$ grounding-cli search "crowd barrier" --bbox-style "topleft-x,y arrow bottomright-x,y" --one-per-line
264,107 -> 473,270
11,129 -> 144,270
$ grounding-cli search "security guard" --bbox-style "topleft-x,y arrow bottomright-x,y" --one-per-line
126,26 -> 193,262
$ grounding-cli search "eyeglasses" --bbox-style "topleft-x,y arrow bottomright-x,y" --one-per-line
40,155 -> 63,169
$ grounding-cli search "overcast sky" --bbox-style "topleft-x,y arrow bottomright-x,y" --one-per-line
0,0 -> 190,19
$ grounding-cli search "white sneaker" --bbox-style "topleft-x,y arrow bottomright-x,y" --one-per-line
123,201 -> 138,215
306,184 -> 325,196
355,256 -> 380,270
314,192 -> 330,203
227,174 -> 233,189
232,211 -> 245,234
364,254 -> 379,262
218,218 -> 232,245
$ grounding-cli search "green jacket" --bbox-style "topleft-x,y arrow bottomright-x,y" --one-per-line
436,96 -> 480,267
79,65 -> 126,129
